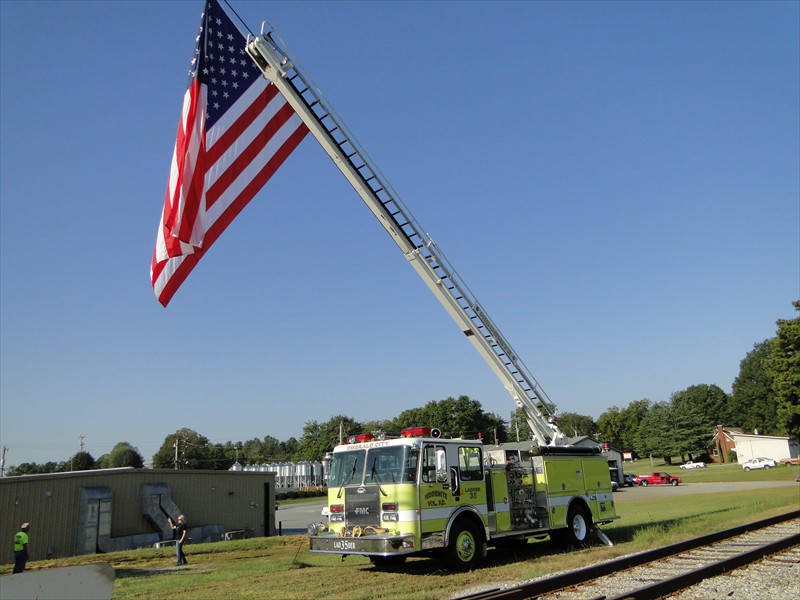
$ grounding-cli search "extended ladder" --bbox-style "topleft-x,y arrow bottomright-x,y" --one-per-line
246,25 -> 566,446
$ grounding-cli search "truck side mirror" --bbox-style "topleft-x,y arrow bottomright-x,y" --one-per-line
436,448 -> 448,482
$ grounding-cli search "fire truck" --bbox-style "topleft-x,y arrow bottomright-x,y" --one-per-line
245,24 -> 617,569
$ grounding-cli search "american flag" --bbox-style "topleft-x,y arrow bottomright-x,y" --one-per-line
151,0 -> 308,306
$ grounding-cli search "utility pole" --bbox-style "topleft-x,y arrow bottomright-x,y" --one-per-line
1,446 -> 7,477
79,434 -> 85,452
173,438 -> 179,470
511,411 -> 520,442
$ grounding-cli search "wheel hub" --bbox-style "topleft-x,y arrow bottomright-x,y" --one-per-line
457,533 -> 475,561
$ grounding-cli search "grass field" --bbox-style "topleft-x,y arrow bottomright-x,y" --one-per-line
3,466 -> 798,599
627,459 -> 800,484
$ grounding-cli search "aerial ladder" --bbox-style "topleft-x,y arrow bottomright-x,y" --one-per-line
245,26 -> 568,447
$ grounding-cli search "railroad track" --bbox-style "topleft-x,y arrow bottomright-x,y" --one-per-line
456,510 -> 800,600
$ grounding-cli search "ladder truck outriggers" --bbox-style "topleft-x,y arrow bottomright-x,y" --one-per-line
245,24 -> 617,570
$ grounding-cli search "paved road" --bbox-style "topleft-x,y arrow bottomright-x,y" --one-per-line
616,479 -> 798,499
275,501 -> 326,535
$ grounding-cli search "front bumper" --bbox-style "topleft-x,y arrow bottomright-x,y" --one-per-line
309,532 -> 416,556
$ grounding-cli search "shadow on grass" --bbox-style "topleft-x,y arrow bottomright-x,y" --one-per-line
115,565 -> 205,579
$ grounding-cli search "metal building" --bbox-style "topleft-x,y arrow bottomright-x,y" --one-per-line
0,468 -> 276,564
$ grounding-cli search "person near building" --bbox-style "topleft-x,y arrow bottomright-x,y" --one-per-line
13,522 -> 30,573
167,514 -> 188,566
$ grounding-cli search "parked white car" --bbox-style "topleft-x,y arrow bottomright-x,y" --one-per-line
680,461 -> 706,469
741,457 -> 777,471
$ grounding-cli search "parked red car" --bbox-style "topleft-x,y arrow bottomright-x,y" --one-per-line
633,472 -> 682,486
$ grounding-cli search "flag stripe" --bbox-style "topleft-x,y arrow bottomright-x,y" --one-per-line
206,103 -> 298,208
166,81 -> 206,246
206,120 -> 309,246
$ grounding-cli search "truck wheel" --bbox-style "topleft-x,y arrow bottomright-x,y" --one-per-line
369,555 -> 407,568
641,480 -> 648,487
552,504 -> 592,548
443,519 -> 481,571
671,480 -> 679,486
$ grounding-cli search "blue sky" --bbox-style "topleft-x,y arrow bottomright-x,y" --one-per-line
1,1 -> 797,467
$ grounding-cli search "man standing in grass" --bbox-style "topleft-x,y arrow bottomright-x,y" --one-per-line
13,522 -> 30,573
167,515 -> 188,566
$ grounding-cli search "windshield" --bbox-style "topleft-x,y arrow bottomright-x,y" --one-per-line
366,445 -> 419,483
328,450 -> 366,488
329,446 -> 419,486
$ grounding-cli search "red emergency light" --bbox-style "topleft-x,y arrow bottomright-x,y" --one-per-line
400,427 -> 441,438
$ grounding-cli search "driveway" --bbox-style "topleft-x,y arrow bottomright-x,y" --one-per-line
275,501 -> 326,535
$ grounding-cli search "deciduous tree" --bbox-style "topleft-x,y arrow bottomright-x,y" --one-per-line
152,428 -> 215,469
509,407 -> 533,442
558,412 -> 597,439
730,340 -> 779,434
296,415 -> 363,461
597,406 -> 625,449
66,451 -> 95,471
6,461 -> 64,476
395,395 -> 503,441
618,399 -> 651,452
637,402 -> 678,462
103,442 -> 145,468
768,300 -> 800,439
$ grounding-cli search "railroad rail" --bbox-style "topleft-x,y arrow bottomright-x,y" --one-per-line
456,510 -> 800,600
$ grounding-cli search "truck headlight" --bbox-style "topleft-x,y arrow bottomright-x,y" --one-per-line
307,522 -> 327,535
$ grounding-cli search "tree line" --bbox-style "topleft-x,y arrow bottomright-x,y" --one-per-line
6,301 -> 798,475
6,442 -> 145,476
595,301 -> 798,462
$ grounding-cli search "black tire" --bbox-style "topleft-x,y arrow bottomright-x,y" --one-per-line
641,480 -> 648,487
551,504 -> 592,548
744,466 -> 751,472
369,555 -> 407,568
671,480 -> 679,486
443,519 -> 482,571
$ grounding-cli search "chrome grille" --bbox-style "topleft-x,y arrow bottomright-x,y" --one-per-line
345,486 -> 380,526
